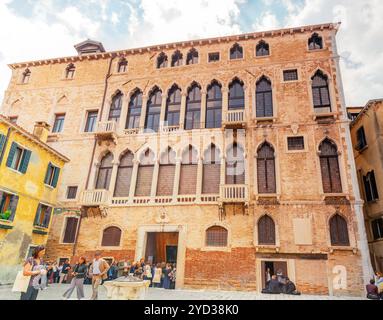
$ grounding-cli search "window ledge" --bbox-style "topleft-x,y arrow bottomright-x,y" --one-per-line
356,145 -> 368,153
255,55 -> 271,59
321,193 -> 349,200
8,168 -> 23,175
32,227 -> 49,235
0,219 -> 14,230
201,246 -> 231,252
256,194 -> 280,200
329,246 -> 357,254
255,245 -> 280,253
312,112 -> 338,120
307,48 -> 326,53
253,117 -> 276,124
97,246 -> 123,250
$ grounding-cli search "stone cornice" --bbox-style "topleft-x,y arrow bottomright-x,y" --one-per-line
8,22 -> 340,70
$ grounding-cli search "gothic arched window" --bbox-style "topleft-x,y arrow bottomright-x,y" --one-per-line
256,40 -> 270,57
102,226 -> 122,247
319,139 -> 342,193
257,142 -> 276,194
230,43 -> 243,60
228,79 -> 244,110
145,87 -> 162,132
126,90 -> 142,129
186,48 -> 198,65
258,215 -> 276,245
329,214 -> 350,246
308,33 -> 323,50
96,153 -> 114,190
206,81 -> 222,128
114,151 -> 134,197
312,70 -> 331,112
165,85 -> 181,126
256,76 -> 273,117
185,83 -> 201,130
108,91 -> 123,122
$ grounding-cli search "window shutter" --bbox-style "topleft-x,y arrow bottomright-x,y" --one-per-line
34,204 -> 42,226
371,171 -> 379,200
9,195 -> 19,221
52,166 -> 60,188
44,163 -> 52,184
0,134 -> 6,157
6,142 -> 18,168
19,149 -> 32,174
63,217 -> 78,243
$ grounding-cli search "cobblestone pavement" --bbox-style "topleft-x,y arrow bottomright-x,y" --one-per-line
0,284 -> 365,300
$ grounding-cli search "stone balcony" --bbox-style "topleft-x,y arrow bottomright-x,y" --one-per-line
80,189 -> 111,206
95,121 -> 118,143
223,109 -> 246,129
219,184 -> 249,203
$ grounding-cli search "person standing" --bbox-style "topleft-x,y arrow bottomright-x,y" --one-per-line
169,265 -> 177,290
20,246 -> 47,300
143,262 -> 152,284
89,252 -> 110,300
152,263 -> 162,288
162,264 -> 172,290
62,257 -> 88,300
59,259 -> 71,284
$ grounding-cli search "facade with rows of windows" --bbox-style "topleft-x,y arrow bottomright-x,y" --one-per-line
0,23 -> 373,295
349,99 -> 383,274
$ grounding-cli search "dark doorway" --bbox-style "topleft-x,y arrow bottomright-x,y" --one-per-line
261,261 -> 288,289
145,232 -> 179,265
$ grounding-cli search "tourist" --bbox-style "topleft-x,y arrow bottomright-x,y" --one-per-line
84,262 -> 93,285
262,275 -> 282,294
282,278 -> 301,295
62,257 -> 88,300
160,262 -> 166,288
107,262 -> 118,281
134,264 -> 143,279
152,263 -> 162,288
59,259 -> 71,284
129,262 -> 136,275
20,245 -> 47,300
121,259 -> 130,277
366,279 -> 380,300
40,261 -> 50,290
140,258 -> 145,268
143,262 -> 153,284
169,265 -> 177,290
89,251 -> 110,300
162,263 -> 172,289
265,268 -> 271,286
50,262 -> 58,283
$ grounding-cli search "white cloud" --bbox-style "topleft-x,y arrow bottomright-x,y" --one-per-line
252,11 -> 280,31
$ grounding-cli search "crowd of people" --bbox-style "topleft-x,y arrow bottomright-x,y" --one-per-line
261,268 -> 301,295
18,247 -> 177,300
366,272 -> 383,300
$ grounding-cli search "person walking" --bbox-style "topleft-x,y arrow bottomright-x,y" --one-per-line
152,263 -> 162,288
20,245 -> 47,300
62,257 -> 88,300
89,252 -> 110,300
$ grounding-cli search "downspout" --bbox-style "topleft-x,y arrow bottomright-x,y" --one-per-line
72,55 -> 115,257
0,127 -> 12,165
331,30 -> 374,285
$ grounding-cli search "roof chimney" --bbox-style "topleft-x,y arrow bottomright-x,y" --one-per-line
33,122 -> 51,143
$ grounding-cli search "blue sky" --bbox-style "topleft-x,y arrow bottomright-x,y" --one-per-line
0,0 -> 382,106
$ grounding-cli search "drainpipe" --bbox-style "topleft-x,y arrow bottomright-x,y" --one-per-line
0,127 -> 12,165
72,55 -> 115,258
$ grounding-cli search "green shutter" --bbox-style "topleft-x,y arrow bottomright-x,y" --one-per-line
19,149 -> 31,174
42,207 -> 52,227
52,166 -> 61,188
44,163 -> 52,184
0,134 -> 6,157
9,195 -> 19,222
6,142 -> 17,168
34,204 -> 41,226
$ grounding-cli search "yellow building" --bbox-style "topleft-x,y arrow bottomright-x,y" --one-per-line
0,115 -> 69,284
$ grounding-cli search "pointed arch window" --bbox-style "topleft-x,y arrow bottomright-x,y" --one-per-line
96,153 -> 113,190
226,143 -> 245,185
257,142 -> 276,194
102,226 -> 122,247
256,76 -> 273,117
114,151 -> 134,197
165,86 -> 181,126
65,63 -> 76,79
329,214 -> 350,246
179,146 -> 198,195
256,41 -> 269,57
22,69 -> 31,84
206,226 -> 228,247
312,70 -> 331,112
157,147 -> 176,196
126,90 -> 142,129
135,149 -> 155,197
308,33 -> 323,50
230,43 -> 243,60
206,81 -> 222,128
186,48 -> 198,65
203,144 -> 221,194
171,50 -> 183,67
157,52 -> 168,69
145,88 -> 162,132
185,84 -> 201,130
117,58 -> 128,73
229,79 -> 244,110
319,139 -> 342,193
108,91 -> 123,122
258,215 -> 276,245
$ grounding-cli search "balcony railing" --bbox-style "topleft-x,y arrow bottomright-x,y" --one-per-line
220,184 -> 248,202
80,190 -> 111,206
97,121 -> 117,133
161,125 -> 181,133
224,110 -> 245,128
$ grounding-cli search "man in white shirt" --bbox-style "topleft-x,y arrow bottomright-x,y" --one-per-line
89,252 -> 110,300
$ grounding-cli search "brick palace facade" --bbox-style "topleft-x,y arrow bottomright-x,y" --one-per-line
0,22 -> 373,296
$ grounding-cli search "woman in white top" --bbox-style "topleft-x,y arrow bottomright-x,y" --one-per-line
152,263 -> 162,288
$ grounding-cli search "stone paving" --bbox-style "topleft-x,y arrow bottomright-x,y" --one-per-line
0,283 -> 365,300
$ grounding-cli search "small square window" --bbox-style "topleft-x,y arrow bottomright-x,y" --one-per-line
356,126 -> 367,151
52,114 -> 65,133
208,52 -> 220,62
84,111 -> 98,132
287,136 -> 305,151
283,69 -> 298,81
9,116 -> 18,124
66,186 -> 78,200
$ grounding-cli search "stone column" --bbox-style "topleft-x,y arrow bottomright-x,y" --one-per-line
150,160 -> 160,199
139,95 -> 148,133
109,161 -> 120,197
196,157 -> 203,202
179,93 -> 187,130
128,159 -> 140,202
222,88 -> 229,124
119,96 -> 129,132
172,158 -> 181,202
90,163 -> 100,190
160,95 -> 168,129
244,85 -> 250,120
200,90 -> 207,129
220,157 -> 226,186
